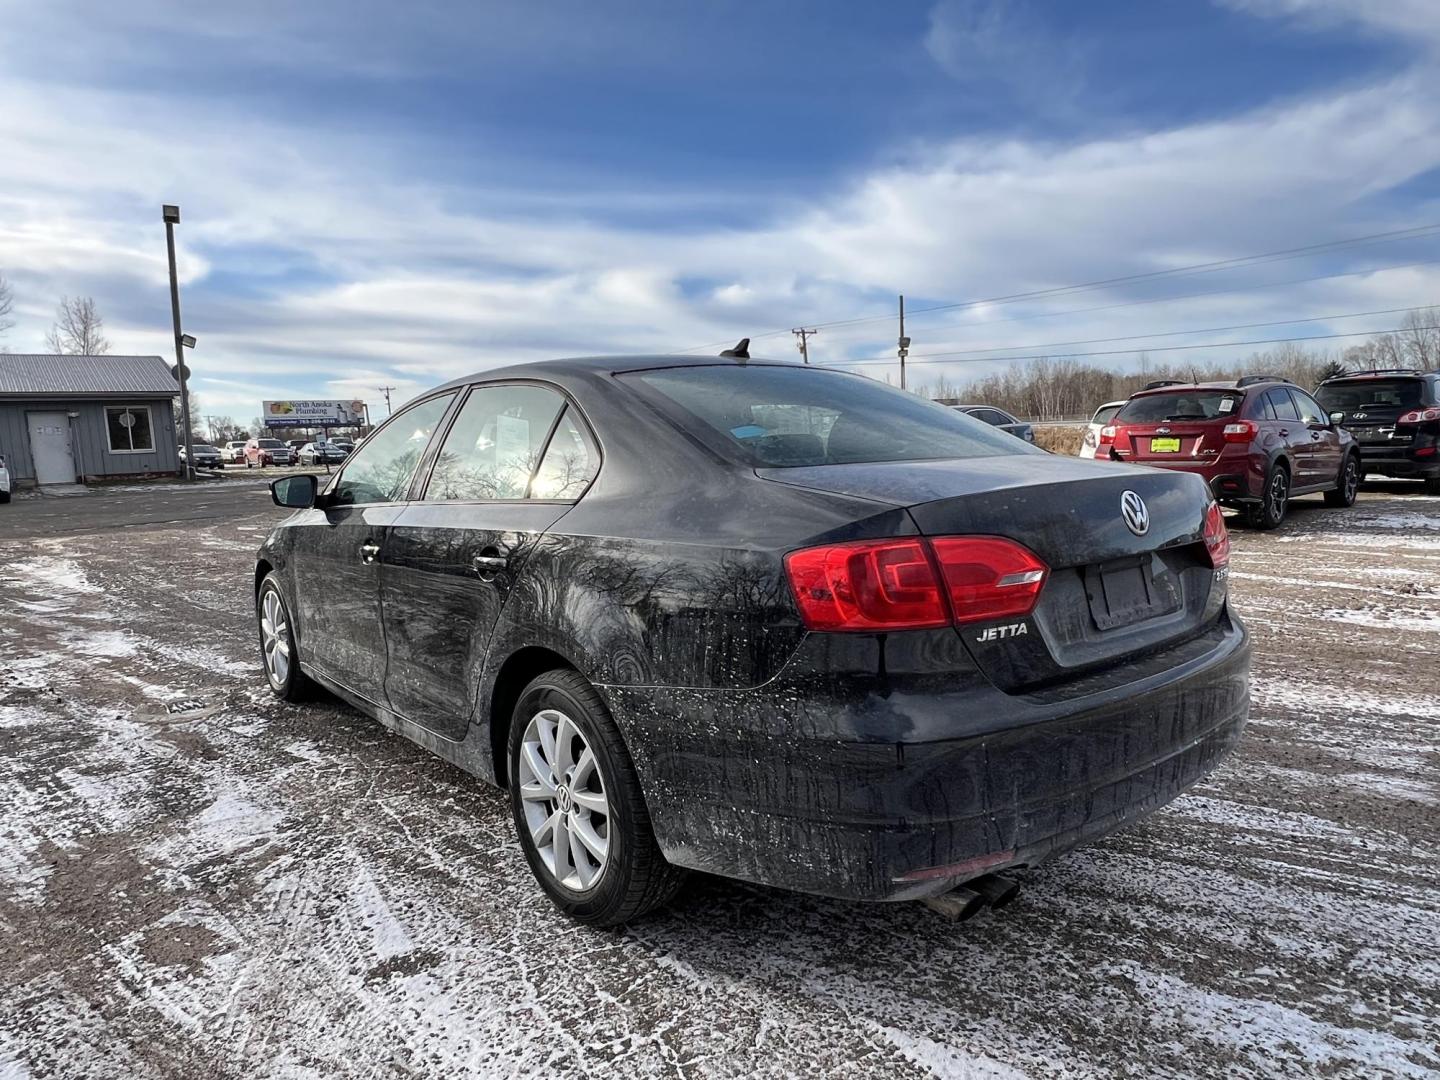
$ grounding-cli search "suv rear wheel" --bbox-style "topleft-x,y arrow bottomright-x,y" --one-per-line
1245,462 -> 1289,529
1425,476 -> 1440,496
508,670 -> 685,927
1324,455 -> 1360,507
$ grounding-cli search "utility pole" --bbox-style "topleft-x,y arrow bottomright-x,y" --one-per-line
897,295 -> 910,391
792,327 -> 818,364
163,204 -> 195,481
379,385 -> 395,417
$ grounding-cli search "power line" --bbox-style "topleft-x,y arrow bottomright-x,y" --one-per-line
680,222 -> 1440,351
857,304 -> 1431,362
819,323 -> 1440,368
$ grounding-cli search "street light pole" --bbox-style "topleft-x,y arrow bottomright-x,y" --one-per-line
163,204 -> 195,481
897,294 -> 910,391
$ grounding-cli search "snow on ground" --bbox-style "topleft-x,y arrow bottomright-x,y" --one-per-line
0,490 -> 1436,1078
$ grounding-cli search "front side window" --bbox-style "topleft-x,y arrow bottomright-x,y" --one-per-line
106,406 -> 154,452
333,393 -> 455,506
425,385 -> 564,501
627,365 -> 1031,467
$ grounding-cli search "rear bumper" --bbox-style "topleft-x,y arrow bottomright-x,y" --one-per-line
603,612 -> 1250,901
1355,452 -> 1440,480
1116,457 -> 1263,503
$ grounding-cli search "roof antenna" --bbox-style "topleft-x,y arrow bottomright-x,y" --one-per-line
719,337 -> 750,360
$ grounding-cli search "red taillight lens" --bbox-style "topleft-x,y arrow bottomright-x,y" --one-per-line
1202,501 -> 1229,569
784,539 -> 949,631
1222,421 -> 1257,443
785,535 -> 1050,631
1398,407 -> 1440,424
930,537 -> 1048,624
1098,425 -> 1117,446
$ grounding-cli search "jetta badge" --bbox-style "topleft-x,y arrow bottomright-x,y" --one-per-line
1120,490 -> 1150,536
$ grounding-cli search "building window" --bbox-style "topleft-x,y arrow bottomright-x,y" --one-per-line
106,406 -> 154,453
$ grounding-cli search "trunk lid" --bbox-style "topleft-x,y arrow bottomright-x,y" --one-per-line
761,456 -> 1223,693
1113,420 -> 1219,461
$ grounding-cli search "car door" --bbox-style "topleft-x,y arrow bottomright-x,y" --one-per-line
379,382 -> 600,738
1264,387 -> 1306,482
288,391 -> 457,705
1289,387 -> 1341,489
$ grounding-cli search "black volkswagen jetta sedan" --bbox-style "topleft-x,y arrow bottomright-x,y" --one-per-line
256,355 -> 1249,926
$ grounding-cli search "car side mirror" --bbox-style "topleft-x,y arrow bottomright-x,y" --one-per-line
1329,411 -> 1345,426
271,474 -> 318,509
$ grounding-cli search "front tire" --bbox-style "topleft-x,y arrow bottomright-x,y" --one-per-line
1324,455 -> 1360,507
508,670 -> 684,927
1244,462 -> 1289,529
257,574 -> 311,702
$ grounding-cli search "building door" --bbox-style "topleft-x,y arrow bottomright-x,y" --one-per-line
27,412 -> 75,485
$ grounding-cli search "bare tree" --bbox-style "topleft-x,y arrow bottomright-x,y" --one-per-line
0,273 -> 14,338
45,295 -> 110,355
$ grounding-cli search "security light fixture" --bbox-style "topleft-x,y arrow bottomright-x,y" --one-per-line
163,205 -> 181,224
181,333 -> 196,349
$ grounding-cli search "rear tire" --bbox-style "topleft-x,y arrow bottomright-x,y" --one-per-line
1324,455 -> 1360,507
1243,462 -> 1289,530
508,669 -> 685,927
1425,476 -> 1440,497
257,574 -> 312,702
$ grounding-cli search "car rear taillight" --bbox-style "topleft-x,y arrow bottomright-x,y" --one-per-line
929,537 -> 1048,624
1398,407 -> 1440,424
1202,501 -> 1229,570
785,539 -> 949,631
1098,425 -> 1116,446
1222,421 -> 1257,443
784,536 -> 1048,631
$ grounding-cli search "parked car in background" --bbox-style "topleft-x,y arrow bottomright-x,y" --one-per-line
297,442 -> 347,466
221,441 -> 249,464
951,404 -> 1035,443
0,453 -> 10,503
1314,368 -> 1440,495
286,439 -> 309,453
245,438 -> 294,468
257,355 -> 1247,926
330,439 -> 355,454
1099,375 -> 1358,528
179,443 -> 224,470
1079,400 -> 1129,459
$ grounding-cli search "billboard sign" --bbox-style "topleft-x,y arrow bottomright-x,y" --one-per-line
262,399 -> 366,428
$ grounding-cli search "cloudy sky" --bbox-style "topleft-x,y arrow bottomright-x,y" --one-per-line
1,0 -> 1438,421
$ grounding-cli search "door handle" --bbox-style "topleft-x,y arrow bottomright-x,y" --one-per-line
360,541 -> 381,564
472,554 -> 507,575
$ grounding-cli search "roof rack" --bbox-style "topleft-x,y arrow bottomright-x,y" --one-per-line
1322,367 -> 1426,380
1235,374 -> 1294,387
1141,379 -> 1186,390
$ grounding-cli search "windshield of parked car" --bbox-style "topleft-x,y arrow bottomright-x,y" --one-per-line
627,364 -> 1036,467
193,445 -> 220,453
1316,379 -> 1425,412
1116,390 -> 1241,423
258,439 -> 286,449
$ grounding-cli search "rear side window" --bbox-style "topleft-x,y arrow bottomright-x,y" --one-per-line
426,384 -> 565,501
333,393 -> 456,506
1289,389 -> 1327,425
626,365 -> 1031,467
1116,391 -> 1240,423
1267,388 -> 1301,421
530,409 -> 599,500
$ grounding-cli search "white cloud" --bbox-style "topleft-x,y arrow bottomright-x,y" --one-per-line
1217,0 -> 1440,46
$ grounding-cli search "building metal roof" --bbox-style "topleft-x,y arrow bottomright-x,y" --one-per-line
0,355 -> 180,398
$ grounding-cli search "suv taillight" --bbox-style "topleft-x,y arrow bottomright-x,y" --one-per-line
1098,425 -> 1116,446
1222,421 -> 1257,443
785,536 -> 1048,631
1398,407 -> 1440,424
1202,502 -> 1229,569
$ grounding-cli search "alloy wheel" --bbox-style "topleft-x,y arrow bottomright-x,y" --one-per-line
1270,470 -> 1288,520
518,708 -> 611,891
1344,460 -> 1359,502
260,589 -> 291,686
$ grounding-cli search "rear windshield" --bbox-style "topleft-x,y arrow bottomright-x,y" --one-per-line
1091,403 -> 1124,425
1116,390 -> 1241,423
627,365 -> 1035,467
1316,379 -> 1425,411
194,445 -> 219,453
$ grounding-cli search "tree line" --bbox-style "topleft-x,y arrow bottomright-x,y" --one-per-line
909,307 -> 1440,420
0,272 -> 111,354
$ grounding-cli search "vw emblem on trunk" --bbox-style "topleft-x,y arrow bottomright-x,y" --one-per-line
1120,490 -> 1150,536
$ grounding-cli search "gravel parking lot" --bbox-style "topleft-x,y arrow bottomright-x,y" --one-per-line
1,484 -> 1436,1079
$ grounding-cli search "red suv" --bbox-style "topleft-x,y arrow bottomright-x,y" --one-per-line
1099,376 -> 1359,529
244,438 -> 295,468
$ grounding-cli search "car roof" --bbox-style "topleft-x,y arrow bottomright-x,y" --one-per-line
430,354 -> 807,396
